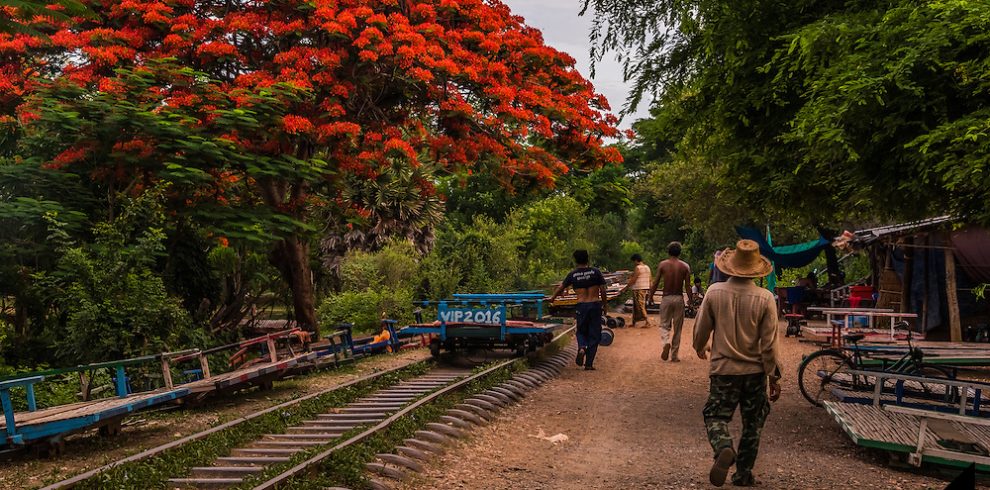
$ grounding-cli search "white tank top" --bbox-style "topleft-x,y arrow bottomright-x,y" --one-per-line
633,263 -> 652,290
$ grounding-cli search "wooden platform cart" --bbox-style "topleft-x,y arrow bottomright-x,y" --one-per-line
824,371 -> 990,472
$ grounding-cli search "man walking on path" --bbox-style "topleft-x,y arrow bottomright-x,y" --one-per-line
649,241 -> 691,361
693,239 -> 782,487
622,254 -> 654,328
549,250 -> 609,370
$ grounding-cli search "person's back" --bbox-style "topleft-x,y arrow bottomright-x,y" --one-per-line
696,278 -> 780,376
659,257 -> 690,295
633,262 -> 652,290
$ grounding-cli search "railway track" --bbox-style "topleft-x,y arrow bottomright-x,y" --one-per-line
40,327 -> 575,490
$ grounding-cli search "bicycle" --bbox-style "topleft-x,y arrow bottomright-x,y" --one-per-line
797,321 -> 955,407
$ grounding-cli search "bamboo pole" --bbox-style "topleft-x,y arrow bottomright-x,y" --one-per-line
945,244 -> 962,342
901,237 -> 913,313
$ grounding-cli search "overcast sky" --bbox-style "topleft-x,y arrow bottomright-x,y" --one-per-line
501,0 -> 652,130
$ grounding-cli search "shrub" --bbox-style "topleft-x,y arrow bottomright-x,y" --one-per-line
318,287 -> 415,334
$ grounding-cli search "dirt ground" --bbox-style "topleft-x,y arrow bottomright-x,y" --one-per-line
407,316 -> 960,490
0,348 -> 429,489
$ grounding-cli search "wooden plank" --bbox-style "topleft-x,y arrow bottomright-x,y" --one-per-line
825,401 -> 990,470
945,246 -> 962,343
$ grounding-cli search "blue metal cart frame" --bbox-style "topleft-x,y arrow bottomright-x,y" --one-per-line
400,292 -> 558,356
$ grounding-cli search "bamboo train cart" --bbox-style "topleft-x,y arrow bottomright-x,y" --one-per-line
0,353 -> 192,456
824,371 -> 990,472
401,292 -> 561,358
163,329 -> 322,403
0,329 -> 323,455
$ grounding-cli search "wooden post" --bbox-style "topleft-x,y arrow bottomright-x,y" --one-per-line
198,353 -> 211,379
945,246 -> 962,342
901,237 -> 913,313
160,357 -> 174,390
922,235 -> 930,331
267,336 -> 278,363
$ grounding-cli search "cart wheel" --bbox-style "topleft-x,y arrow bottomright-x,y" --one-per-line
515,340 -> 528,357
606,317 -> 618,328
40,438 -> 65,458
99,420 -> 122,437
429,339 -> 441,358
616,317 -> 626,328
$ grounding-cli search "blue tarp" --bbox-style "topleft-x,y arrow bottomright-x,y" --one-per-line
735,226 -> 830,269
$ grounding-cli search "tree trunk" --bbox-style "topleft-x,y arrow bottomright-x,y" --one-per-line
271,234 -> 320,338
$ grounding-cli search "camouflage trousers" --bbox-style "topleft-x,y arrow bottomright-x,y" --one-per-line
703,374 -> 771,483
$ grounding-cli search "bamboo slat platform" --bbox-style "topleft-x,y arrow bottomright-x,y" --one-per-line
824,401 -> 990,471
831,386 -> 988,417
1,389 -> 189,448
179,351 -> 316,395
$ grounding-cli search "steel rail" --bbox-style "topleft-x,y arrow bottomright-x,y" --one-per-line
251,326 -> 575,490
40,357 -> 428,490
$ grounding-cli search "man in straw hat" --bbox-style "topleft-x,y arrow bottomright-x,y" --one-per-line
693,239 -> 782,487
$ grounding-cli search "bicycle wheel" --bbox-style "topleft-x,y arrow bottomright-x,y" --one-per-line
904,364 -> 956,403
798,349 -> 858,407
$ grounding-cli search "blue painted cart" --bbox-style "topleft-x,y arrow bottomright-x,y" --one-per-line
0,373 -> 188,455
400,292 -> 560,357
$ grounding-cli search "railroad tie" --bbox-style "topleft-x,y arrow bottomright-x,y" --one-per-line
488,386 -> 522,402
425,422 -> 464,438
366,477 -> 395,490
477,391 -> 512,406
396,445 -> 432,461
455,402 -> 496,420
165,477 -> 244,489
216,456 -> 290,465
376,453 -> 425,473
413,429 -> 450,445
445,409 -> 485,425
365,461 -> 408,481
439,414 -> 475,429
190,466 -> 265,478
402,437 -> 444,454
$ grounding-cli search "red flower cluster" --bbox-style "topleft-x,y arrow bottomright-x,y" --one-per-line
3,0 -> 623,206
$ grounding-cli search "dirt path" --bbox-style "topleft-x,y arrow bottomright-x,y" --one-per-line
1,348 -> 429,489
408,317 -> 952,489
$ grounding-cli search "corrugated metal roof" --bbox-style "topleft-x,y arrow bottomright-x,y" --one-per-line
851,215 -> 956,245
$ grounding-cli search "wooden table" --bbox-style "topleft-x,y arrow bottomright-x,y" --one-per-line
808,307 -> 917,347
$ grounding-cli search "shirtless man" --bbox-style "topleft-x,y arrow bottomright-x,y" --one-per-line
549,250 -> 609,370
649,241 -> 691,362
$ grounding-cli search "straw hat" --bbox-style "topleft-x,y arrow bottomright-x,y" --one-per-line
716,240 -> 773,278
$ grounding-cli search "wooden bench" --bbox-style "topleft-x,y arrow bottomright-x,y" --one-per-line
1,376 -> 45,444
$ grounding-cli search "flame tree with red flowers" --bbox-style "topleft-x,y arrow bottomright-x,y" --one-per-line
1,0 -> 621,335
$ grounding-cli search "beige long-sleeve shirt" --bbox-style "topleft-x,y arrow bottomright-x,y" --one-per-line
692,277 -> 783,380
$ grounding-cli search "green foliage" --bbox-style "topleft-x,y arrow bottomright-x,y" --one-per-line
318,288 -> 415,333
587,0 -> 990,226
319,241 -> 422,332
37,190 -> 201,364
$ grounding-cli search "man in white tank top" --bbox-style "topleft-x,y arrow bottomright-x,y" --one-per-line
622,254 -> 654,327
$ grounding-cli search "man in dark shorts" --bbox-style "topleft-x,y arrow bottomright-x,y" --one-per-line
549,250 -> 609,370
649,241 -> 692,362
